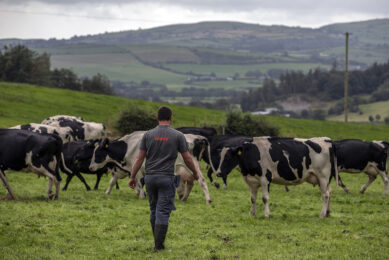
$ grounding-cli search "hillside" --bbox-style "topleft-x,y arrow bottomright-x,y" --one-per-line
1,82 -> 388,141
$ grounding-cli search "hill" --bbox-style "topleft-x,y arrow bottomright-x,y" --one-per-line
0,82 -> 388,141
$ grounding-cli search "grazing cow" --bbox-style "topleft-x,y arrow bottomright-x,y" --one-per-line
334,139 -> 389,194
89,131 -> 212,204
0,129 -> 64,200
215,137 -> 337,218
60,140 -> 123,191
42,115 -> 106,140
10,123 -> 74,143
205,135 -> 253,189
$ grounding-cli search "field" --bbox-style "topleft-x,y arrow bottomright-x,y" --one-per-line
328,100 -> 389,123
1,82 -> 389,259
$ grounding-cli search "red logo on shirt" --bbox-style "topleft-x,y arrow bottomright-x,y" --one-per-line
154,137 -> 168,141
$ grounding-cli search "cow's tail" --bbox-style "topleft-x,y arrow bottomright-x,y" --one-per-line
329,141 -> 339,186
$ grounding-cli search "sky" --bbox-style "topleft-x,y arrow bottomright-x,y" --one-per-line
0,0 -> 388,40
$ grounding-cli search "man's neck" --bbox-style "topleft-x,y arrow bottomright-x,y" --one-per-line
158,121 -> 171,126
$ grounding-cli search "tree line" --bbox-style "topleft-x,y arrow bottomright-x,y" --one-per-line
238,61 -> 389,112
0,45 -> 112,95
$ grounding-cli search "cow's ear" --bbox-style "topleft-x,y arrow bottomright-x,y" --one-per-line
101,138 -> 109,148
237,147 -> 243,156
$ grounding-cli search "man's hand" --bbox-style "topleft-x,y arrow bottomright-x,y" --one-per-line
128,177 -> 136,189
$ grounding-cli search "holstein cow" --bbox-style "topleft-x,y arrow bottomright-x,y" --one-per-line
42,115 -> 106,140
60,140 -> 125,191
0,129 -> 64,200
215,137 -> 337,218
334,139 -> 389,194
176,127 -> 217,140
89,131 -> 212,204
205,135 -> 253,189
10,123 -> 74,143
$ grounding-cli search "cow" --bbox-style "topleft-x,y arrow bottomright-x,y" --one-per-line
0,129 -> 64,200
215,137 -> 337,218
176,127 -> 217,140
60,140 -> 125,191
334,139 -> 389,194
10,123 -> 74,143
42,115 -> 106,140
89,131 -> 212,204
205,135 -> 253,189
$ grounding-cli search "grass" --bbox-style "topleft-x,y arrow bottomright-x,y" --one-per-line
0,82 -> 225,128
1,82 -> 389,258
328,100 -> 389,123
1,166 -> 389,259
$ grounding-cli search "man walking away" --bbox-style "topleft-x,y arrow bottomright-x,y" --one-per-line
129,106 -> 200,252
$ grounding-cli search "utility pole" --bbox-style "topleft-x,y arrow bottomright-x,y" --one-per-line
344,32 -> 349,123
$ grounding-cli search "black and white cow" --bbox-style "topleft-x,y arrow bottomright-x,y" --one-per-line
205,135 -> 253,189
42,115 -> 106,141
89,131 -> 212,204
215,137 -> 337,218
60,140 -> 125,191
334,139 -> 389,194
0,129 -> 64,200
176,127 -> 217,140
10,123 -> 74,143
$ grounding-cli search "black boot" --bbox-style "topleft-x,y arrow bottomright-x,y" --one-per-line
154,224 -> 168,252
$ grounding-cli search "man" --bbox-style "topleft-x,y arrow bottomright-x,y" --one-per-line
128,106 -> 200,252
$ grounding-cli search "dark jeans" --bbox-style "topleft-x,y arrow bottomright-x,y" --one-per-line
144,175 -> 180,225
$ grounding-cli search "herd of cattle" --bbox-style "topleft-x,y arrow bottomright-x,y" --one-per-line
0,115 -> 388,218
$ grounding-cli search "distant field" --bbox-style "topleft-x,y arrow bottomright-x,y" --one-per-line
168,80 -> 259,91
50,53 -> 186,84
163,63 -> 330,78
327,100 -> 389,123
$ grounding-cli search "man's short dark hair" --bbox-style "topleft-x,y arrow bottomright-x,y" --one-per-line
157,106 -> 172,121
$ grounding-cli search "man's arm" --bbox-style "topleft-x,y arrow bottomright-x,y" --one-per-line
181,151 -> 200,180
128,149 -> 146,189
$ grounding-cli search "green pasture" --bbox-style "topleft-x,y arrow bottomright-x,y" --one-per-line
0,82 -> 224,128
163,63 -> 330,78
327,100 -> 389,123
1,165 -> 389,259
50,53 -> 186,84
1,82 -> 389,258
32,44 -> 124,55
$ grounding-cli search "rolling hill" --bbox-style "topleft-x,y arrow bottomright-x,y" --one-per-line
0,82 -> 388,141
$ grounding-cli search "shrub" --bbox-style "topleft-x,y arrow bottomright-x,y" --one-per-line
224,109 -> 279,137
116,105 -> 158,135
384,117 -> 389,125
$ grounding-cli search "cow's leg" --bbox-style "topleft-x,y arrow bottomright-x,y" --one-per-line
360,175 -> 376,194
0,170 -> 16,200
207,168 -> 220,189
284,186 -> 289,192
243,176 -> 260,216
94,172 -> 103,190
176,180 -> 185,200
222,176 -> 227,189
74,172 -> 91,191
259,175 -> 270,217
337,174 -> 350,193
115,181 -> 120,190
135,172 -> 146,199
106,173 -> 119,195
47,177 -> 54,199
378,171 -> 389,195
62,174 -> 74,191
196,174 -> 212,205
318,178 -> 331,218
181,180 -> 194,201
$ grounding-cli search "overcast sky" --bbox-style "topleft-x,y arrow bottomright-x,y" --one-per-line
0,0 -> 388,39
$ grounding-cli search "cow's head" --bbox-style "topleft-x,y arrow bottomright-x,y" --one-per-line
193,137 -> 208,161
89,138 -> 111,171
215,142 -> 261,178
215,146 -> 241,178
77,140 -> 100,163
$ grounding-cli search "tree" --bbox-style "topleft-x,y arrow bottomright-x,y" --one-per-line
369,115 -> 374,122
375,114 -> 381,121
81,73 -> 112,95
